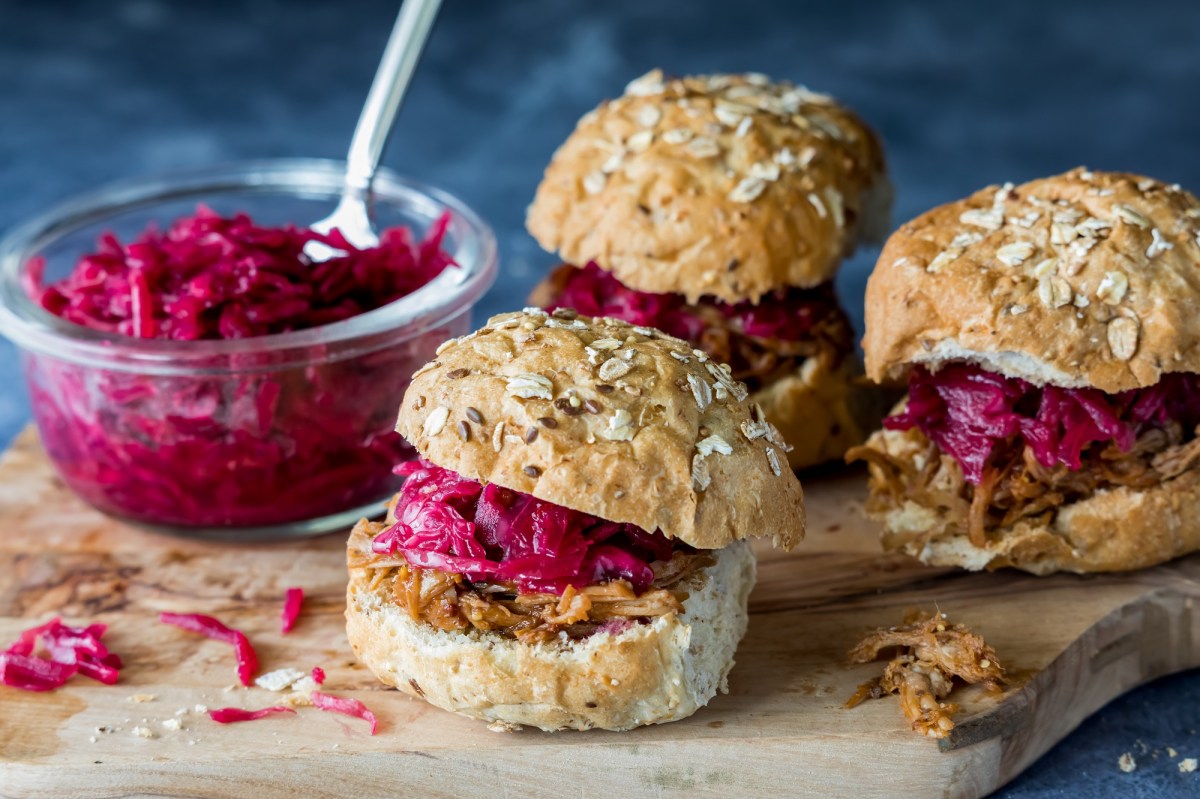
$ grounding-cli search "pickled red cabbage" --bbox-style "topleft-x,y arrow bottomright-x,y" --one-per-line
372,460 -> 678,594
24,208 -> 457,528
886,364 -> 1200,484
1,617 -> 122,691
547,260 -> 836,343
33,206 -> 454,340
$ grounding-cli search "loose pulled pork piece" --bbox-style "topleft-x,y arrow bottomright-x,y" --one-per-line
845,611 -> 1006,739
351,519 -> 708,643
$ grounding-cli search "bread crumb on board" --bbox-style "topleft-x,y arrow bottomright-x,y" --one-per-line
1181,758 -> 1198,774
1118,753 -> 1137,773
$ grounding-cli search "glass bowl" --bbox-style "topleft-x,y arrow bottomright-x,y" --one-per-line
0,159 -> 497,539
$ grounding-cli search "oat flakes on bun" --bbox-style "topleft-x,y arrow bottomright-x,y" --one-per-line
345,308 -> 805,731
850,168 -> 1200,574
526,69 -> 893,470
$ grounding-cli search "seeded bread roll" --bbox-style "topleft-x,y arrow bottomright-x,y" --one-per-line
864,168 -> 1200,392
396,308 -> 805,550
526,70 -> 891,304
859,425 -> 1200,574
755,355 -> 887,471
346,522 -> 756,732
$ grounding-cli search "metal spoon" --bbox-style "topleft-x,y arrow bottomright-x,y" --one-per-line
305,0 -> 443,261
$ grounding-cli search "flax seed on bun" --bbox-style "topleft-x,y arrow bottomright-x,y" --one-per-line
526,70 -> 891,304
864,168 -> 1200,392
395,308 -> 805,550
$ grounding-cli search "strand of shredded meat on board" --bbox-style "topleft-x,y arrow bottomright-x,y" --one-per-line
849,421 -> 1200,547
845,611 -> 1007,738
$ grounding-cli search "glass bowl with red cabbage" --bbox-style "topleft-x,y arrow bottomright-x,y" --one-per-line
0,160 -> 497,538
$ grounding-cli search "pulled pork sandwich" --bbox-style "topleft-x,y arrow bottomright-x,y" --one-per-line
526,69 -> 892,470
850,168 -> 1200,574
345,308 -> 805,731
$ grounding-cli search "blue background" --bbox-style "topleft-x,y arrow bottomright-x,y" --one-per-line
2,1 -> 1199,795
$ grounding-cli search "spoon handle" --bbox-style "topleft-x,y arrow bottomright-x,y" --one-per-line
343,0 -> 443,195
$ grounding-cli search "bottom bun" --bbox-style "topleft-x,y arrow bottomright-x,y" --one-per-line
345,537 -> 756,731
754,355 -> 889,471
862,426 -> 1200,575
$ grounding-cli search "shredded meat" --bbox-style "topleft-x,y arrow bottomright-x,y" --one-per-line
845,611 -> 1007,738
849,421 -> 1200,548
349,522 -> 711,644
687,290 -> 856,393
534,263 -> 856,393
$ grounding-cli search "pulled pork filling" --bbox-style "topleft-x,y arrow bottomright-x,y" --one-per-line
848,364 -> 1200,546
537,262 -> 856,393
349,460 -> 707,643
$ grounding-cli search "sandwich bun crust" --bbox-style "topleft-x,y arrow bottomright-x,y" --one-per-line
396,309 -> 805,550
752,354 -> 886,470
864,168 -> 1200,393
345,528 -> 756,731
862,425 -> 1200,574
526,69 -> 891,303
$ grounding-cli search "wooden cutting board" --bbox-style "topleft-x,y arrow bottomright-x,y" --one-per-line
1,427 -> 1198,799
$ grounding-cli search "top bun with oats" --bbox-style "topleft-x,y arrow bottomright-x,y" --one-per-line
526,69 -> 893,470
850,168 -> 1200,575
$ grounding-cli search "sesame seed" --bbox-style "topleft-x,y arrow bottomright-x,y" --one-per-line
523,465 -> 542,478
492,421 -> 505,452
457,421 -> 471,442
554,397 -> 586,416
465,407 -> 483,424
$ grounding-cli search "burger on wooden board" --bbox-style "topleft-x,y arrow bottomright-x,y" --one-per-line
849,168 -> 1200,574
526,69 -> 893,470
345,308 -> 805,731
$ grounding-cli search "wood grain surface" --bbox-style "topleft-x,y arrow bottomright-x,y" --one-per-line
1,427 -> 1198,799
